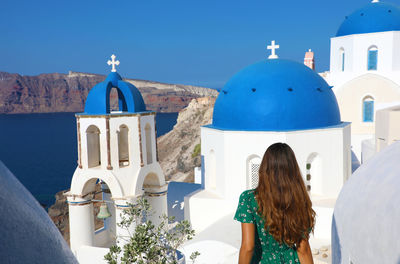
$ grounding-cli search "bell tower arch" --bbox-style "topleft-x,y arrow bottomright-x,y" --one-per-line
66,55 -> 168,262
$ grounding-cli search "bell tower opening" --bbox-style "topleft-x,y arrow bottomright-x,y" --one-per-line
109,88 -> 119,112
118,125 -> 130,167
145,123 -> 153,164
86,125 -> 101,168
80,178 -> 116,248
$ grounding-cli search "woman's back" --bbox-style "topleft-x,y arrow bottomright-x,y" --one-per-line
235,189 -> 300,263
235,143 -> 315,264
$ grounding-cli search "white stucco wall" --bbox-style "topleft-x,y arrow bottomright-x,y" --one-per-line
200,123 -> 351,200
186,123 -> 351,241
0,161 -> 78,264
332,142 -> 400,264
328,31 -> 400,88
68,112 -> 167,263
325,32 -> 400,164
375,105 -> 400,152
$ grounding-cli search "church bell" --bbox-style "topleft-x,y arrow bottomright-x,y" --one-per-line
97,202 -> 111,219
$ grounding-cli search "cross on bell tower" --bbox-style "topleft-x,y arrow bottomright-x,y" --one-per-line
107,54 -> 120,72
267,40 -> 280,59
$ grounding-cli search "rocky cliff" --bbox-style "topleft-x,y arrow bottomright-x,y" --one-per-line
158,97 -> 215,182
0,71 -> 218,114
48,97 -> 215,243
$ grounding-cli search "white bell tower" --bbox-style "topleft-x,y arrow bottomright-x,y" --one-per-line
66,55 -> 168,262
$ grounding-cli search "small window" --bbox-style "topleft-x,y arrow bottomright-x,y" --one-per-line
363,96 -> 374,122
368,47 -> 378,71
339,48 -> 345,71
250,162 -> 260,189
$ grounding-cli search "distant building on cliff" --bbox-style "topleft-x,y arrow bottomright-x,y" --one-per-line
65,55 -> 168,263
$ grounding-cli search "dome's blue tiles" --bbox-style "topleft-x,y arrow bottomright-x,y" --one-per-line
212,59 -> 341,131
336,2 -> 400,37
84,72 -> 146,114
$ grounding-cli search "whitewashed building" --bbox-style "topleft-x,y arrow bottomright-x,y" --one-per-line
325,0 -> 400,163
65,56 -> 168,263
184,47 -> 352,260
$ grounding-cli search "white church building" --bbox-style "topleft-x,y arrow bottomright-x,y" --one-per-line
65,56 -> 168,263
325,0 -> 400,163
184,45 -> 352,261
62,1 -> 400,263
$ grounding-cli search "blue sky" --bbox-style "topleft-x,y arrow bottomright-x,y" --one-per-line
0,0 -> 388,88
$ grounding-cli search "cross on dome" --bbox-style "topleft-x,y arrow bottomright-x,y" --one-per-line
107,54 -> 120,72
267,40 -> 280,59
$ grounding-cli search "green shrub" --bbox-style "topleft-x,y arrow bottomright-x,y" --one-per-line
104,198 -> 199,264
192,144 -> 201,158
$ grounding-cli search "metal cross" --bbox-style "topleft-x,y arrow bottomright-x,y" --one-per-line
107,54 -> 120,72
267,40 -> 280,59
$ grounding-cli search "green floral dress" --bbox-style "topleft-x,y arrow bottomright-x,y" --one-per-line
234,189 -> 300,264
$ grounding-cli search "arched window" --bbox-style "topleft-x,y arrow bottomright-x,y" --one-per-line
118,125 -> 129,167
86,125 -> 101,168
362,96 -> 374,122
145,123 -> 153,164
207,150 -> 217,190
368,46 -> 378,71
247,156 -> 261,189
339,48 -> 345,72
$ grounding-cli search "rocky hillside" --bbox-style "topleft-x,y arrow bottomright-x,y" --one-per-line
158,97 -> 215,182
0,71 -> 218,114
48,97 -> 216,243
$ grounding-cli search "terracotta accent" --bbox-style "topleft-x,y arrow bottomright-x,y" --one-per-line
138,118 -> 144,167
106,117 -> 113,170
76,117 -> 83,169
304,49 -> 315,70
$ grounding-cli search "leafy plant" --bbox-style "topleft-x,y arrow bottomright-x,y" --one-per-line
104,198 -> 199,264
191,144 -> 201,158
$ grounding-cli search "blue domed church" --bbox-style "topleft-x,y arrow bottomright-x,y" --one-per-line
326,0 -> 400,164
185,47 -> 352,248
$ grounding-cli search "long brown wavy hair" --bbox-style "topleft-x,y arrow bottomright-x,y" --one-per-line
255,143 -> 315,247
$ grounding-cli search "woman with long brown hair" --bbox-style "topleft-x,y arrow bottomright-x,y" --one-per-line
235,143 -> 315,263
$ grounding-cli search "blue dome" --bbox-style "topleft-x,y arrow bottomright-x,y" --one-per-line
212,59 -> 341,131
336,2 -> 400,37
83,72 -> 146,115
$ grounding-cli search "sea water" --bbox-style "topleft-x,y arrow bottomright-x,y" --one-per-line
0,112 -> 178,207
